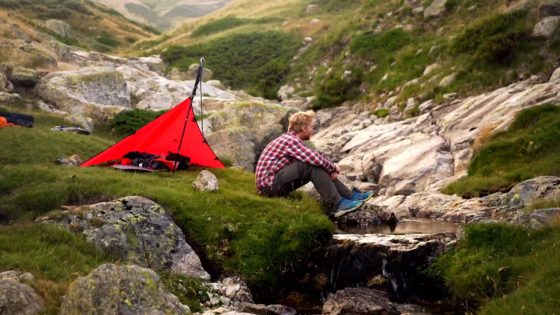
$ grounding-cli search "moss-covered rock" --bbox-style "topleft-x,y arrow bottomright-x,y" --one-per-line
0,39 -> 58,70
60,263 -> 190,315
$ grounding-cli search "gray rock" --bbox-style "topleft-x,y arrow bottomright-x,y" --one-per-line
193,170 -> 219,192
0,71 -> 13,92
514,208 -> 560,228
187,63 -> 213,81
45,19 -> 72,37
168,67 -> 190,81
211,276 -> 254,308
540,0 -> 560,16
0,272 -> 44,315
8,66 -> 39,87
59,263 -> 190,315
40,196 -> 210,279
0,39 -> 58,69
532,16 -> 560,38
424,0 -> 447,18
0,91 -> 22,105
423,63 -> 440,76
439,73 -> 457,87
322,288 -> 399,315
550,67 -> 560,83
506,176 -> 560,208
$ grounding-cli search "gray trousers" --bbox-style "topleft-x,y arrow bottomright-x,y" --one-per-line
262,161 -> 352,211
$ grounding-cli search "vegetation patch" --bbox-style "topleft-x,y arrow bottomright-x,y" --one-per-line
109,108 -> 165,137
442,104 -> 560,197
313,66 -> 362,109
350,28 -> 412,58
161,31 -> 300,99
160,273 -> 210,313
431,222 -> 560,314
191,16 -> 250,37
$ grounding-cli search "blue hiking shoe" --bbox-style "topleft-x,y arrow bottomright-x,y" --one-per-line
350,190 -> 375,202
333,198 -> 364,218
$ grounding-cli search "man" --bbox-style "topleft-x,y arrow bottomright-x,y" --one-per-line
255,110 -> 373,218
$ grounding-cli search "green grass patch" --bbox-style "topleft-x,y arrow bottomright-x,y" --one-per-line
161,31 -> 300,100
431,223 -> 560,314
442,104 -> 560,197
350,28 -> 412,58
160,273 -> 210,312
191,16 -> 250,37
109,108 -> 165,137
0,109 -> 333,290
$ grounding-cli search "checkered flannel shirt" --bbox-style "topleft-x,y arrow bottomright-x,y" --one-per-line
255,130 -> 337,192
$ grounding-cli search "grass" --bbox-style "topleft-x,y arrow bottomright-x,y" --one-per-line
0,109 -> 333,294
431,222 -> 560,314
442,104 -> 560,197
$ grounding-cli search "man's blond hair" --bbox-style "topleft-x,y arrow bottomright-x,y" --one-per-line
288,110 -> 315,133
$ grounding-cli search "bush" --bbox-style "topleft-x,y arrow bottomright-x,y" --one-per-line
373,108 -> 390,118
191,16 -> 249,37
350,29 -> 412,58
161,45 -> 191,66
110,109 -> 164,137
452,11 -> 530,64
313,67 -> 362,109
95,32 -> 120,47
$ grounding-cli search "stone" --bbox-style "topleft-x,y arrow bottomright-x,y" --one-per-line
0,39 -> 58,69
0,71 -> 14,92
0,274 -> 44,315
193,170 -> 219,192
8,66 -> 39,87
412,6 -> 425,15
506,176 -> 560,208
514,208 -> 560,228
439,73 -> 457,87
59,264 -> 190,315
55,154 -> 82,166
35,66 -> 130,119
540,0 -> 560,16
322,288 -> 399,315
423,63 -> 441,76
207,79 -> 226,89
168,67 -> 190,81
550,67 -> 560,83
277,84 -> 295,101
206,127 -> 257,171
39,196 -> 210,279
306,4 -> 320,14
424,0 -> 447,18
210,277 -> 254,308
0,91 -> 22,105
45,19 -> 72,37
533,16 -> 560,38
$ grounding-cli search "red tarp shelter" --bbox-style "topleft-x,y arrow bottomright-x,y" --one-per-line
81,96 -> 224,169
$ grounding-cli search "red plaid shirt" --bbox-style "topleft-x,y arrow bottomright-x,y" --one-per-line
255,130 -> 337,191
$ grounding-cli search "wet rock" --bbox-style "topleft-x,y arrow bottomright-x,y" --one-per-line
322,287 -> 399,315
39,196 -> 210,279
59,263 -> 189,315
45,19 -> 72,37
0,271 -> 44,315
193,170 -> 219,192
8,66 -> 39,87
532,16 -> 560,38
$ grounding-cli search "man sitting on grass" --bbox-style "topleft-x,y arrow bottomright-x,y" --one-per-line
255,110 -> 373,218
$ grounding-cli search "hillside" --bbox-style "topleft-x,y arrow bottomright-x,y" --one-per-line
0,0 -> 158,54
92,0 -> 230,31
137,0 -> 560,110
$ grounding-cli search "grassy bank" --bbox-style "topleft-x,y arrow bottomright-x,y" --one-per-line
442,104 -> 560,197
0,108 -> 333,308
431,222 -> 560,314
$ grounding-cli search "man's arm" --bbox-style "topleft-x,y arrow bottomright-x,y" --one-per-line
286,138 -> 337,173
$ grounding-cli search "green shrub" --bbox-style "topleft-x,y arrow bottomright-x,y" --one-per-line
162,31 -> 300,100
191,16 -> 249,37
310,0 -> 361,12
442,104 -> 560,197
95,32 -> 120,47
452,11 -> 530,64
350,29 -> 412,58
160,273 -> 210,312
313,67 -> 362,109
373,108 -> 390,118
110,109 -> 164,137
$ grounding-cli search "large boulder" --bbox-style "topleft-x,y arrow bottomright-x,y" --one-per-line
59,263 -> 190,315
206,102 -> 293,171
0,271 -> 44,315
540,0 -> 560,16
0,39 -> 58,69
8,66 -> 39,88
45,19 -> 72,38
39,196 -> 210,279
532,16 -> 560,38
35,66 -> 130,119
322,288 -> 399,315
424,0 -> 447,18
0,71 -> 14,92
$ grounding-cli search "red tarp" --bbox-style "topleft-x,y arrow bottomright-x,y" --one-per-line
81,97 -> 224,169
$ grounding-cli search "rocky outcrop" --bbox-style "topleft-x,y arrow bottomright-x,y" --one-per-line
8,66 -> 39,88
313,76 -> 560,196
322,288 -> 399,315
532,16 -> 560,38
193,170 -> 219,192
0,39 -> 58,69
206,102 -> 294,171
59,263 -> 190,315
45,19 -> 72,38
0,271 -> 44,315
39,196 -> 210,279
0,71 -> 14,92
539,0 -> 560,16
424,0 -> 447,18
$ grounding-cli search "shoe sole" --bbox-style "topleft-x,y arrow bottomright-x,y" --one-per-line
361,192 -> 374,202
333,203 -> 363,218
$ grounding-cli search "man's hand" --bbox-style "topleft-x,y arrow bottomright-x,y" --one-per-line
330,171 -> 339,180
